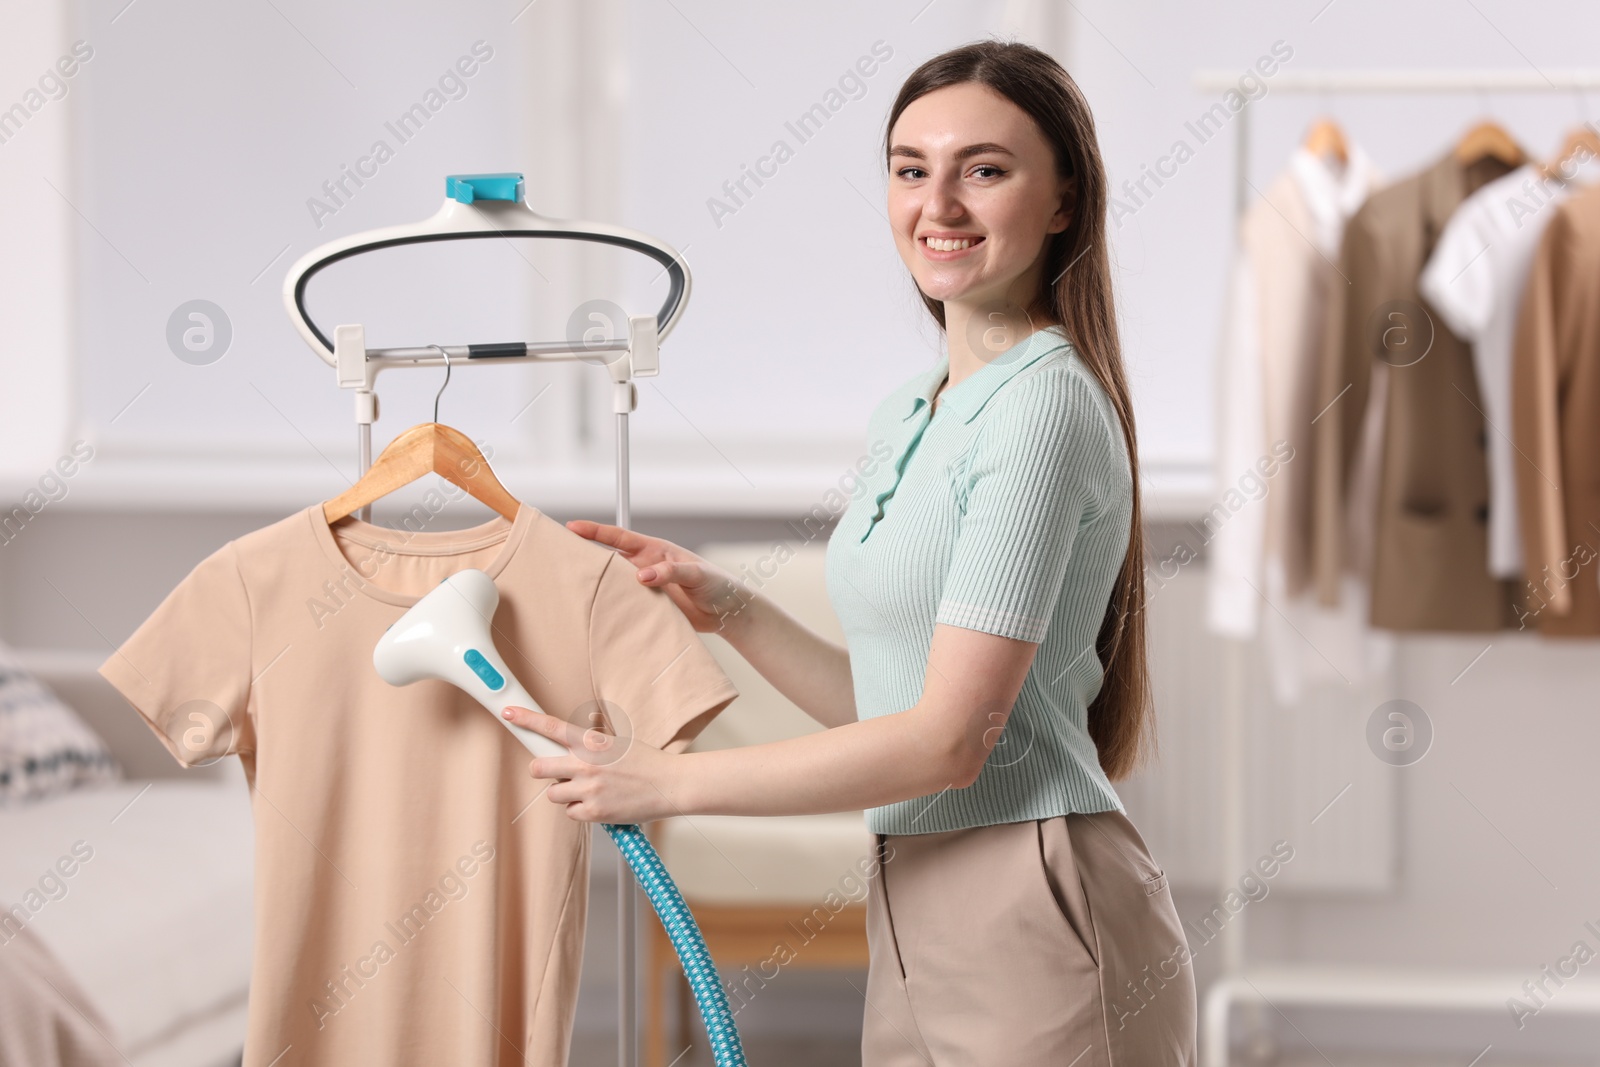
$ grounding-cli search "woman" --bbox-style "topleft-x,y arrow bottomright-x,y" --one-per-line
504,39 -> 1198,1065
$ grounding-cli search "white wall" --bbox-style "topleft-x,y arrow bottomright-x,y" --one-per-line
0,1 -> 75,480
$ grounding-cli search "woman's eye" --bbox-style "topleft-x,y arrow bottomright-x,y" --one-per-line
893,164 -> 1004,180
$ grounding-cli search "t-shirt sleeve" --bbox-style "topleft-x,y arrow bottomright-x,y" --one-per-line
587,552 -> 739,755
935,366 -> 1124,644
97,541 -> 256,767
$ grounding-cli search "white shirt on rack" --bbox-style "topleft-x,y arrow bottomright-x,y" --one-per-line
1417,157 -> 1600,578
1207,143 -> 1391,705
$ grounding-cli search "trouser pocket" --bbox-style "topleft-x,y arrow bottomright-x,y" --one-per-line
1036,814 -> 1102,969
866,833 -> 909,983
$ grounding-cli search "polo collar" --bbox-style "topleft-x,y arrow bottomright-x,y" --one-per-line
901,323 -> 1073,425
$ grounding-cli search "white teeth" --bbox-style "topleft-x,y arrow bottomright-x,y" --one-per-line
925,237 -> 975,251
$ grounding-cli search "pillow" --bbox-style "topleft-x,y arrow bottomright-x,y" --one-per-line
0,644 -> 121,804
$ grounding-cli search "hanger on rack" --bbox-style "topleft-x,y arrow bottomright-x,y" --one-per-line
322,348 -> 521,524
1543,123 -> 1600,180
1302,117 -> 1350,165
1453,119 -> 1525,167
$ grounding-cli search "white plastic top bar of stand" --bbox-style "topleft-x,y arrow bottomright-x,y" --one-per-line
281,173 -> 691,370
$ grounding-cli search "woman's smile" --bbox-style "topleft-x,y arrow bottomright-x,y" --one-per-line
920,232 -> 987,259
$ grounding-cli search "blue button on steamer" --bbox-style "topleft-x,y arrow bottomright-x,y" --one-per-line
462,648 -> 504,691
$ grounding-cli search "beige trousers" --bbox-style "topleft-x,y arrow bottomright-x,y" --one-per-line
861,810 -> 1197,1065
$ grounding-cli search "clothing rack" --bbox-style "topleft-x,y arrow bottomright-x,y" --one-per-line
283,175 -> 689,1067
1190,69 -> 1600,1066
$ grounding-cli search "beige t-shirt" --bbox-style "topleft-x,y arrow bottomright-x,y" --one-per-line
98,502 -> 739,1066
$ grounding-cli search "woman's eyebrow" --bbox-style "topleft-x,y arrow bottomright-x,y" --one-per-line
888,142 -> 1016,160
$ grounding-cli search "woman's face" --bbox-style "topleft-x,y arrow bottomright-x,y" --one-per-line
887,82 -> 1072,317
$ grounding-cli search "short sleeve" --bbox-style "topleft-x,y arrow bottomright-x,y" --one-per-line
935,367 -> 1123,643
1418,205 -> 1494,342
587,553 -> 739,755
97,541 -> 255,767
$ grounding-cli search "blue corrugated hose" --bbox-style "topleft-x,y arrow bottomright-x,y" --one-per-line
605,823 -> 749,1066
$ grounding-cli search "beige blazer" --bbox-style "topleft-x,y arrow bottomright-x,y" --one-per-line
1312,150 -> 1523,631
1209,147 -> 1383,632
1510,181 -> 1600,635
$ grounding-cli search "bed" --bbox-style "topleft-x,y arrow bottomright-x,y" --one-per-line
0,653 -> 253,1067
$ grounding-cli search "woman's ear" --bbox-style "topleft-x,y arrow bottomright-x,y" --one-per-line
1051,176 -> 1077,234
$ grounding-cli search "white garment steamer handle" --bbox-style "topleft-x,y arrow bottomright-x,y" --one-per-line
372,569 -> 569,759
372,568 -> 752,1066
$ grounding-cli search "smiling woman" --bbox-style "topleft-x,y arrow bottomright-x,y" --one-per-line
519,36 -> 1196,1067
831,44 -> 1195,1062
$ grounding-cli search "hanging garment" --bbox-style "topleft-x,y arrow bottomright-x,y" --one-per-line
98,503 -> 739,1067
1418,159 -> 1600,580
1311,148 -> 1524,632
1510,180 -> 1600,635
1206,143 -> 1392,702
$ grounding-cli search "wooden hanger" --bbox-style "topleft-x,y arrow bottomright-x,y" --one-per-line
1543,123 -> 1600,180
1453,119 -> 1525,167
322,349 -> 521,524
1302,117 -> 1349,166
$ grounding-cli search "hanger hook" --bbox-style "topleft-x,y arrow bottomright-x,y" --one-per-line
429,345 -> 450,423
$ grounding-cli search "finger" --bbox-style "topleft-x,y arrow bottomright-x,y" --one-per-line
504,707 -> 586,747
529,755 -> 585,781
547,782 -> 595,816
565,519 -> 648,555
563,803 -> 599,823
637,559 -> 688,585
565,520 -> 673,572
546,778 -> 577,802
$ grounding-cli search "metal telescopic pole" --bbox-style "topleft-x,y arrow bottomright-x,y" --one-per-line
615,384 -> 637,1067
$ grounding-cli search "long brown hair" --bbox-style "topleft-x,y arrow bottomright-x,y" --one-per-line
883,39 -> 1154,781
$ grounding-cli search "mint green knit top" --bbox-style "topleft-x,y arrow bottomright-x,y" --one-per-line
824,324 -> 1132,835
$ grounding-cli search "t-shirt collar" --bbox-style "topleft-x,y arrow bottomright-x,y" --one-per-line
901,323 -> 1073,425
306,500 -> 538,607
